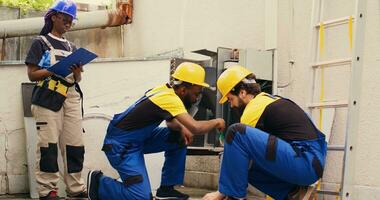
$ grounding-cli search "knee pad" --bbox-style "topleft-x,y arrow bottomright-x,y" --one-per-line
225,123 -> 246,144
40,143 -> 58,173
66,145 -> 85,173
226,197 -> 247,200
124,175 -> 143,186
265,135 -> 278,161
312,157 -> 324,178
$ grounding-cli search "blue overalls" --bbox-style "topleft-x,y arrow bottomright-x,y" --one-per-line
98,93 -> 187,200
219,99 -> 327,200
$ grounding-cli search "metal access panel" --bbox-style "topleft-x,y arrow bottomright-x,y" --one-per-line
238,48 -> 273,81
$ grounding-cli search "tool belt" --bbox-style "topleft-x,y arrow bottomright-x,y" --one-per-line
31,75 -> 74,112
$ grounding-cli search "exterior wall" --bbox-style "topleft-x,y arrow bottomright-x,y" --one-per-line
123,0 -> 265,59
0,65 -> 29,194
352,0 -> 380,198
76,0 -> 111,5
0,6 -> 21,61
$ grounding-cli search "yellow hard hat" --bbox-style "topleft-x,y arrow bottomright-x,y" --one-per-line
172,62 -> 210,87
217,65 -> 252,104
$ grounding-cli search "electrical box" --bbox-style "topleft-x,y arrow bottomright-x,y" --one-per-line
238,48 -> 273,81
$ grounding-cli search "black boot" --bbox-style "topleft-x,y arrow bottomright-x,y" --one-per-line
155,185 -> 189,200
87,170 -> 103,200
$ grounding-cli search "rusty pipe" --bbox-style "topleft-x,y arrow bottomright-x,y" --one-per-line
0,0 -> 133,39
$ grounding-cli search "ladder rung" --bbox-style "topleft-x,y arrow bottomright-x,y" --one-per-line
328,145 -> 345,151
311,58 -> 352,68
308,101 -> 348,109
315,16 -> 355,28
316,189 -> 340,196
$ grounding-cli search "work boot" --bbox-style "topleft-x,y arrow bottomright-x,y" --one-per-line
66,191 -> 88,199
87,170 -> 103,200
39,191 -> 60,200
287,186 -> 315,200
155,185 -> 190,200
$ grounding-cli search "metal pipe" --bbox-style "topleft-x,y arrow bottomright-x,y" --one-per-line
0,0 -> 133,39
0,48 -> 184,66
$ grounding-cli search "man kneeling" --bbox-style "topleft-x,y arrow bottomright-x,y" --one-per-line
203,66 -> 327,200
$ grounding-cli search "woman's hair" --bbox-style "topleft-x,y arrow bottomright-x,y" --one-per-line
230,74 -> 261,96
39,10 -> 57,35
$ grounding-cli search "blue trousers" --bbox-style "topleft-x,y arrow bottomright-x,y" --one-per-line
219,123 -> 326,200
98,124 -> 187,200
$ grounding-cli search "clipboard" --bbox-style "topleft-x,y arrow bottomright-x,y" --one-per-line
47,48 -> 98,77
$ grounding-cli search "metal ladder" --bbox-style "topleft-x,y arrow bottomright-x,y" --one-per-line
307,0 -> 367,199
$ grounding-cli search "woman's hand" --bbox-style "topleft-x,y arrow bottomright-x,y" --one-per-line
70,63 -> 83,82
166,118 -> 193,145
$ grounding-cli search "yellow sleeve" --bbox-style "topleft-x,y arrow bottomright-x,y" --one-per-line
240,93 -> 279,127
240,103 -> 262,127
149,92 -> 187,117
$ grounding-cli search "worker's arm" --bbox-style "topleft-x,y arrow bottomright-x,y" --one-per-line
27,64 -> 53,82
175,113 -> 225,135
166,118 -> 193,145
166,118 -> 182,131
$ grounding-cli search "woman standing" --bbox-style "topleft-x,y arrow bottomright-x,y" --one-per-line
25,0 -> 87,199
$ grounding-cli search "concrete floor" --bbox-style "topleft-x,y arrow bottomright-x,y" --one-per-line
0,187 -> 262,200
177,187 -> 260,200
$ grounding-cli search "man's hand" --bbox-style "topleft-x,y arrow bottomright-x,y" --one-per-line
181,126 -> 193,145
214,118 -> 226,132
202,191 -> 225,200
166,118 -> 193,145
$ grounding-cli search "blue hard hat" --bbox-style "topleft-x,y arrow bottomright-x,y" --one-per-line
50,0 -> 77,19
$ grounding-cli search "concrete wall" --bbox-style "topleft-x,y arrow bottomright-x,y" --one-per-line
76,0 -> 111,5
123,0 -> 266,59
0,6 -> 21,60
352,0 -> 380,198
0,65 -> 29,194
